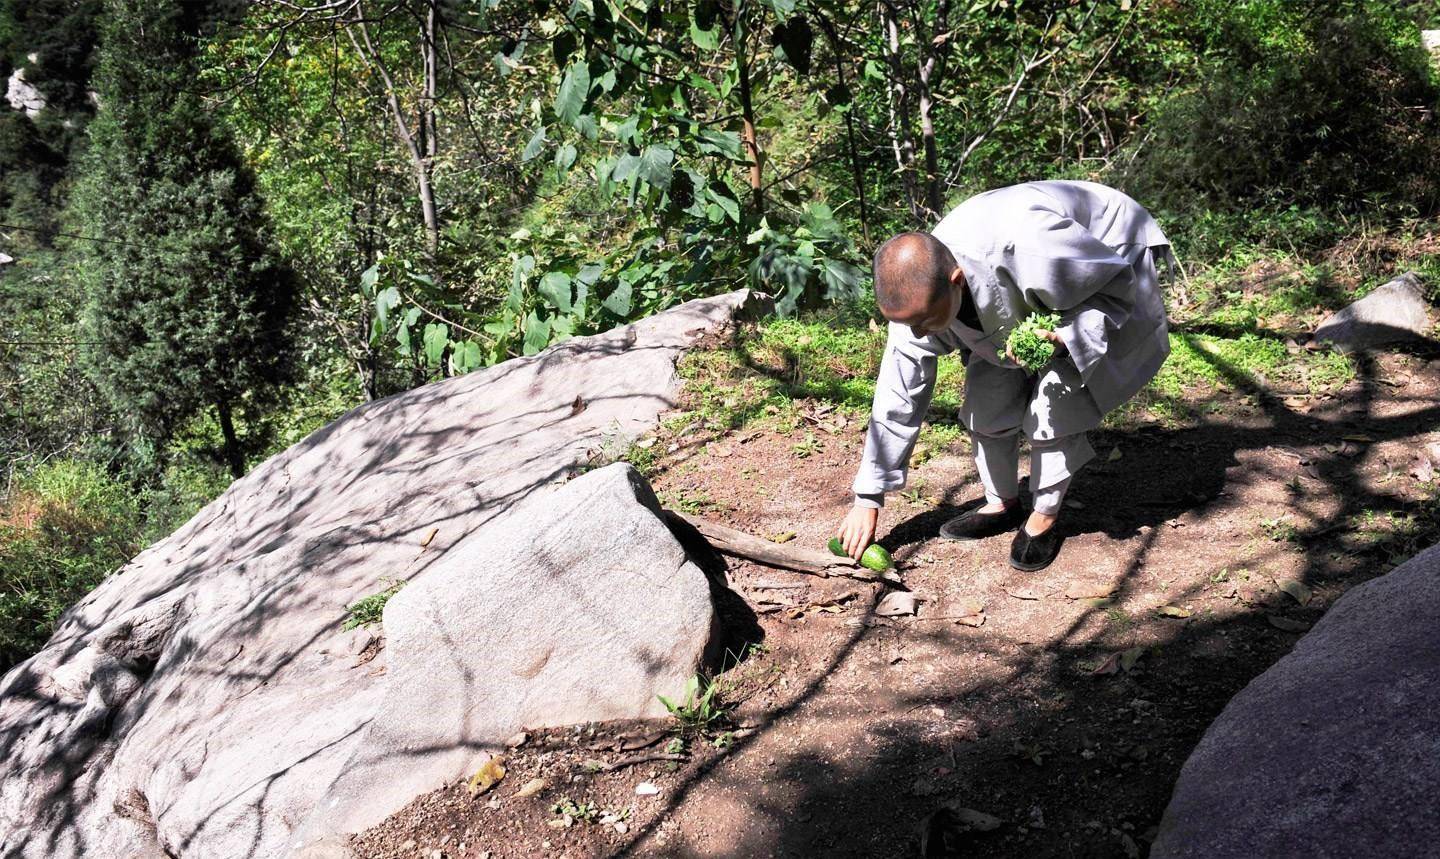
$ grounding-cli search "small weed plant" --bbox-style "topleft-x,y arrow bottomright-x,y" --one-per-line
342,579 -> 405,630
657,674 -> 728,736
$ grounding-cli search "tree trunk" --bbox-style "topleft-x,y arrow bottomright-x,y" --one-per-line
878,0 -> 922,224
733,0 -> 764,214
216,399 -> 245,479
346,2 -> 440,257
817,12 -> 871,241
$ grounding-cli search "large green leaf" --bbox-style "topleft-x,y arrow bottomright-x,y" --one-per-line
689,7 -> 721,51
612,153 -> 642,182
638,145 -> 674,190
451,340 -> 483,373
556,61 -> 591,127
555,143 -> 578,171
771,17 -> 813,75
538,271 -> 573,313
521,125 -> 547,162
374,286 -> 400,330
359,263 -> 379,298
522,312 -> 552,355
696,128 -> 745,161
509,255 -> 534,313
423,322 -> 449,367
602,279 -> 633,316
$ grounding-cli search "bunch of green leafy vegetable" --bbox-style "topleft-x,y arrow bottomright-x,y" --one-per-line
1006,312 -> 1062,372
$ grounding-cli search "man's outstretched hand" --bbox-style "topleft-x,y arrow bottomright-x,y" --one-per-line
836,505 -> 879,560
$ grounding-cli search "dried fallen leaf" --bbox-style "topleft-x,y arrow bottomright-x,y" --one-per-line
466,755 -> 506,796
954,612 -> 986,628
1267,615 -> 1311,632
710,444 -> 734,457
1007,587 -> 1044,601
618,730 -> 669,752
1277,579 -> 1313,605
515,778 -> 547,798
635,781 -> 661,796
1120,646 -> 1145,671
1065,583 -> 1116,600
1091,652 -> 1122,676
1065,499 -> 1086,510
875,591 -> 923,617
420,527 -> 439,548
769,531 -> 797,544
569,395 -> 586,416
1157,605 -> 1193,618
1107,447 -> 1123,462
920,803 -> 1004,853
949,597 -> 985,617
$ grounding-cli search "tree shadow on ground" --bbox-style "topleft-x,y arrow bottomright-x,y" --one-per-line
614,328 -> 1440,857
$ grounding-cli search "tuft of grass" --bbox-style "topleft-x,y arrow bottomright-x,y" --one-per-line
657,674 -> 728,736
342,579 -> 405,630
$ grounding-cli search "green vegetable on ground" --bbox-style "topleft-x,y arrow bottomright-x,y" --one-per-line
860,544 -> 894,572
1006,312 -> 1063,372
827,537 -> 894,571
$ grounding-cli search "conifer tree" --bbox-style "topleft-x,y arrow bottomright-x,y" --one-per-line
71,0 -> 295,480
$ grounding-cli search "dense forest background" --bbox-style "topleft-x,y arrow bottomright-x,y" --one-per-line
1,0 -> 1438,668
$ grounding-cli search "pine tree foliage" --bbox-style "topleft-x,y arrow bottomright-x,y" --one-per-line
71,0 -> 296,478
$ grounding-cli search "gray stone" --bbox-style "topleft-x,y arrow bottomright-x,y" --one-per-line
5,68 -> 45,117
0,290 -> 765,859
288,463 -> 715,850
1312,272 -> 1434,352
1152,543 -> 1440,858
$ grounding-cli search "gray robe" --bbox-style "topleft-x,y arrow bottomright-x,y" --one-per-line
852,180 -> 1171,505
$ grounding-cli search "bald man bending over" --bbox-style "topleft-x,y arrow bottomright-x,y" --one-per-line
834,180 -> 1172,571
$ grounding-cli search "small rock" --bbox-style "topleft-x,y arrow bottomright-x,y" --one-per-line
505,731 -> 529,749
635,781 -> 661,796
401,840 -> 416,851
615,822 -> 629,834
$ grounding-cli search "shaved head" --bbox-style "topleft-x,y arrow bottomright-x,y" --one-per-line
873,232 -> 956,318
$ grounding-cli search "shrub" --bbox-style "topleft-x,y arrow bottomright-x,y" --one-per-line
0,459 -> 140,670
1126,0 -> 1440,220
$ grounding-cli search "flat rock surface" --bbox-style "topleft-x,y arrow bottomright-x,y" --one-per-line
0,290 -> 761,859
291,463 -> 717,852
1152,543 -> 1440,858
1312,272 -> 1434,352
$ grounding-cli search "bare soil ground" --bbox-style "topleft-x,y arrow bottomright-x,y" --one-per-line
353,340 -> 1440,859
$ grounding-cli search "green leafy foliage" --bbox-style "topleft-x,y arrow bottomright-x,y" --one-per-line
1006,312 -> 1062,372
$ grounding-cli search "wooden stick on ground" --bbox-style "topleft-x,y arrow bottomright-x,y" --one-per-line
664,511 -> 901,585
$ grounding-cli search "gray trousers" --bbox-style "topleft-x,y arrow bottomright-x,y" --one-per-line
961,350 -> 1103,516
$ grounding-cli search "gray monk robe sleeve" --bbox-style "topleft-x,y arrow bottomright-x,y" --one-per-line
851,322 -> 958,508
996,207 -> 1137,389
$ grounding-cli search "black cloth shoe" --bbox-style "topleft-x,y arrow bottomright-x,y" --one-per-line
939,503 -> 1025,541
1009,523 -> 1064,571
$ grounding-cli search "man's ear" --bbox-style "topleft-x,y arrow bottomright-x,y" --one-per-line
948,267 -> 965,286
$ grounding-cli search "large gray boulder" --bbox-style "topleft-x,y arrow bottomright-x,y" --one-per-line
290,463 -> 717,855
1312,272 -> 1433,352
0,290 -> 763,859
1152,544 -> 1440,858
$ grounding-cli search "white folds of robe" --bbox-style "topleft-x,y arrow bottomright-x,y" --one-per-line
852,180 -> 1172,506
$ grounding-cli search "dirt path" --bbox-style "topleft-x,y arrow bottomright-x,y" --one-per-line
355,348 -> 1440,859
